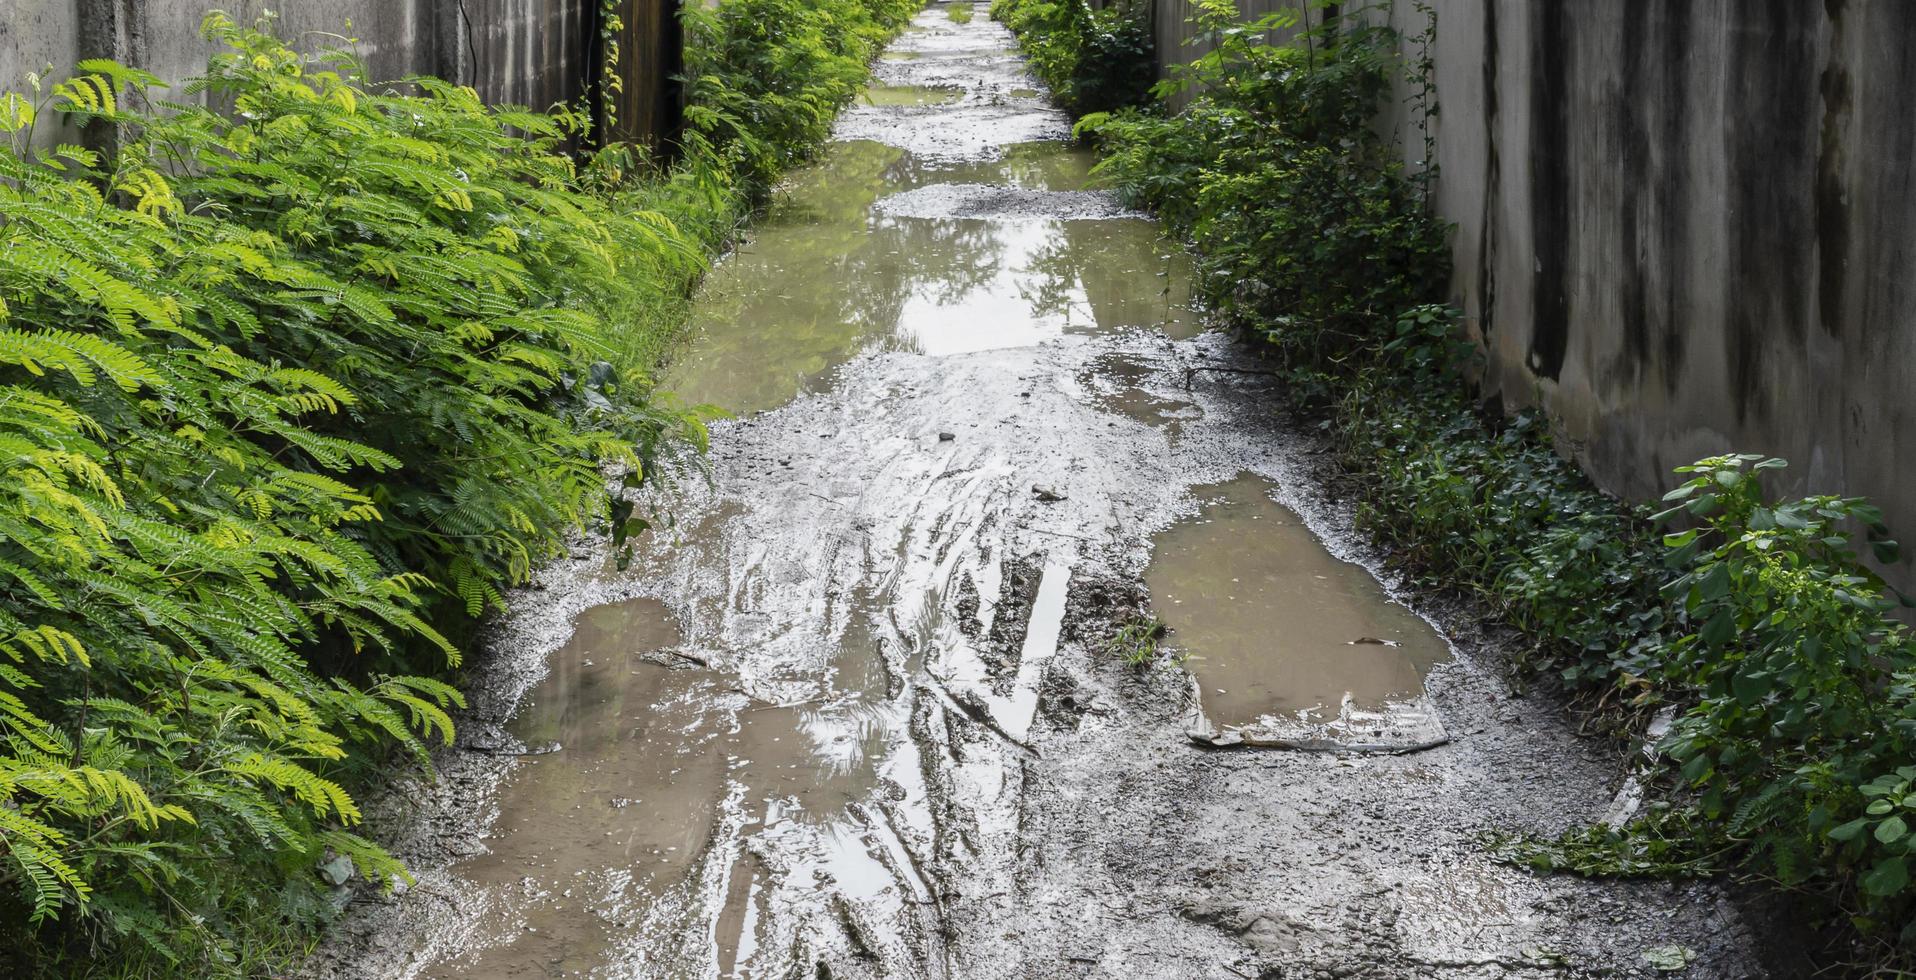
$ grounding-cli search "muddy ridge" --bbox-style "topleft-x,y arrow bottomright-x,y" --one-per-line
309,7 -> 1763,979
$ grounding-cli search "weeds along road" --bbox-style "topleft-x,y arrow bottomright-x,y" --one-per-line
311,6 -> 1764,978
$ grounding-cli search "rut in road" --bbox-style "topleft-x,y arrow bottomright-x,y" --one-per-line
310,6 -> 1765,978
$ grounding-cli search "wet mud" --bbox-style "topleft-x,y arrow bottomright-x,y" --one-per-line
1147,474 -> 1450,732
310,6 -> 1765,979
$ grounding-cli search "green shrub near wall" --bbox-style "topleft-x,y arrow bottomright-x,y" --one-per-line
0,0 -> 914,974
1005,0 -> 1916,963
991,0 -> 1156,115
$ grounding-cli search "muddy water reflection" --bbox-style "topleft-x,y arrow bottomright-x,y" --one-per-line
860,83 -> 963,106
664,139 -> 1199,415
1146,475 -> 1450,728
439,598 -> 903,978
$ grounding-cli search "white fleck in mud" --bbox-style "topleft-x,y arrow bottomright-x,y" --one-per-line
307,5 -> 1767,979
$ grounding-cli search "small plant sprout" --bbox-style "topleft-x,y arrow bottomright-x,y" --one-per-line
1108,613 -> 1169,667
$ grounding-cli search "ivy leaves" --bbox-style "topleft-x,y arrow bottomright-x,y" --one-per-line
1830,769 -> 1915,899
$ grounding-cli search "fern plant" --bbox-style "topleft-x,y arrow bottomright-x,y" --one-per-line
0,77 -> 469,970
0,13 -> 715,974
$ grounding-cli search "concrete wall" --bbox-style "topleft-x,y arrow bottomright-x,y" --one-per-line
1151,0 -> 1916,575
0,0 -> 84,144
0,0 -> 678,144
0,0 -> 82,90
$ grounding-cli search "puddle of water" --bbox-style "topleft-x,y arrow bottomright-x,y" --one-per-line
1007,87 -> 1041,99
945,139 -> 1098,191
1000,558 -> 1070,741
861,83 -> 963,106
1144,475 -> 1450,727
434,598 -> 903,978
435,599 -> 713,978
664,139 -> 1199,415
1082,351 -> 1200,437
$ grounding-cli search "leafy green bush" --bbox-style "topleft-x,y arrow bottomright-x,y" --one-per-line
1333,379 -> 1675,710
134,22 -> 709,637
1082,0 -> 1447,373
992,0 -> 1155,115
0,0 -> 913,970
681,0 -> 920,189
1657,456 -> 1916,929
0,24 -> 699,973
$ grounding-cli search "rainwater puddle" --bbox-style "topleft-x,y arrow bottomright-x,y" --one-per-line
860,83 -> 963,106
664,137 -> 1198,415
424,13 -> 1214,975
433,598 -> 907,978
1145,475 -> 1450,728
1081,350 -> 1200,437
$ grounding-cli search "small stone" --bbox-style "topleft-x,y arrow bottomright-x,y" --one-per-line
938,432 -> 955,441
318,854 -> 354,887
1643,946 -> 1697,972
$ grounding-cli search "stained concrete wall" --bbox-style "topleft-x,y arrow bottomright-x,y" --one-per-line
0,0 -> 677,144
1150,0 -> 1916,577
0,0 -> 82,91
0,0 -> 85,144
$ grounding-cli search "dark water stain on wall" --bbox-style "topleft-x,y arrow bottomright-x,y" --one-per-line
1815,0 -> 1853,341
465,0 -> 590,112
1723,0 -> 1820,425
1474,0 -> 1499,347
1524,1 -> 1570,381
1615,0 -> 1654,376
1848,1 -> 1916,366
1610,0 -> 1691,393
1654,0 -> 1691,388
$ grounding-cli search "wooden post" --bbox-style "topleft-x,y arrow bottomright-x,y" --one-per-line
604,0 -> 683,150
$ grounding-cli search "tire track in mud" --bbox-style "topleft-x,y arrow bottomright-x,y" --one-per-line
309,6 -> 1766,979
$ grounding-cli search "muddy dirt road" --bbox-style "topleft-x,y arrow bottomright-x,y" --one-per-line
311,7 -> 1763,978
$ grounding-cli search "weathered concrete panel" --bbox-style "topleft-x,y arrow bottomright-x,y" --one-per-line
609,0 -> 682,144
1150,0 -> 1916,580
0,0 -> 672,140
126,0 -> 437,97
458,0 -> 592,110
0,0 -> 84,144
0,0 -> 82,83
1428,0 -> 1916,584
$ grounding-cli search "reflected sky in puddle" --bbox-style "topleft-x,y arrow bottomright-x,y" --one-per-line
664,139 -> 1200,415
1145,475 -> 1451,728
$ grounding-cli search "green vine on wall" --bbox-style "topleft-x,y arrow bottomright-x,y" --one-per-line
598,0 -> 625,137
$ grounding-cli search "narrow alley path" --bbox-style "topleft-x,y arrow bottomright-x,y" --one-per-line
312,7 -> 1762,978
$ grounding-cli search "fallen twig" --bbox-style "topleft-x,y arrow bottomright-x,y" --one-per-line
1186,728 -> 1451,755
